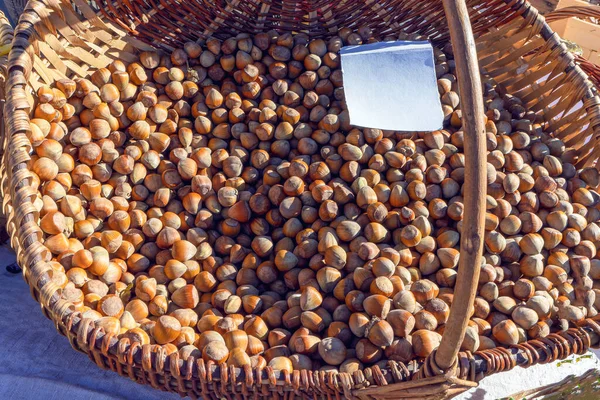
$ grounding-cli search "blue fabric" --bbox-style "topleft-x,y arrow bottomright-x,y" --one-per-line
0,245 -> 181,400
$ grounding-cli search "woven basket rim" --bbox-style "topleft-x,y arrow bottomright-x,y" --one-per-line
3,0 -> 600,398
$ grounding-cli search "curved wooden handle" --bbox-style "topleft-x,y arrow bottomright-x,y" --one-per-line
576,54 -> 600,88
435,0 -> 487,371
0,10 -> 13,151
544,6 -> 600,107
545,5 -> 600,23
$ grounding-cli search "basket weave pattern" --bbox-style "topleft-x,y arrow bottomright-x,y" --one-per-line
2,0 -> 600,398
0,10 -> 13,232
545,5 -> 600,89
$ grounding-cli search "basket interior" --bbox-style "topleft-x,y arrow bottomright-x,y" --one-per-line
19,1 -> 599,166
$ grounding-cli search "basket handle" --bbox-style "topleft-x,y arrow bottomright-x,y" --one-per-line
544,5 -> 600,88
433,0 -> 487,372
545,5 -> 600,23
0,10 -> 13,161
576,54 -> 600,88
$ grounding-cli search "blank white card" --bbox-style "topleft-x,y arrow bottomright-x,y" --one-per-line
340,41 -> 444,132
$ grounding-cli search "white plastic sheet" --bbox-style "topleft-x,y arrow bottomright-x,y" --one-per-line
340,41 -> 443,132
0,245 -> 179,400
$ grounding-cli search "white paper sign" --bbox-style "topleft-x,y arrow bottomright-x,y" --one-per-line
340,41 -> 444,131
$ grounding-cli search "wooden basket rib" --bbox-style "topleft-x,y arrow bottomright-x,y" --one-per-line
3,0 -> 600,399
0,9 -> 14,235
545,5 -> 600,23
579,55 -> 600,88
503,368 -> 600,400
544,4 -> 600,88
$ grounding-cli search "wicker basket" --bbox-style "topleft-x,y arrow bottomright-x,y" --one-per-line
0,10 -> 13,235
3,0 -> 600,399
505,368 -> 600,400
546,4 -> 600,87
